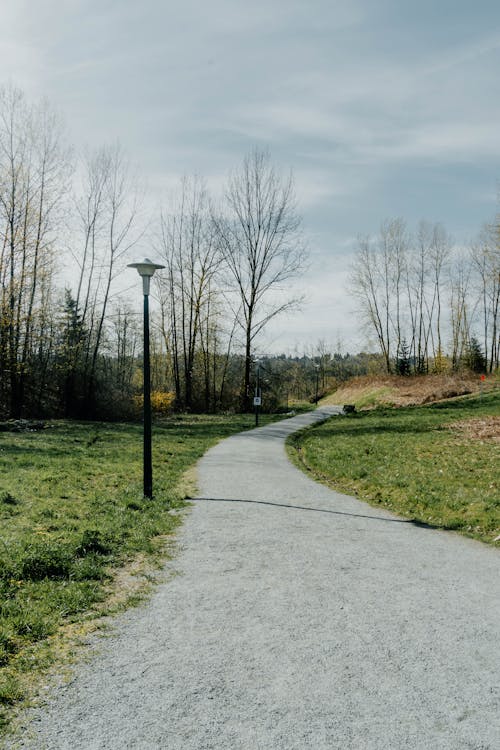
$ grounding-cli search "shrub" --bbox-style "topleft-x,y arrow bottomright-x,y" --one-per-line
134,390 -> 175,415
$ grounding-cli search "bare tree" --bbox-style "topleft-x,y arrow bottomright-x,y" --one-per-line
350,235 -> 392,372
471,224 -> 500,372
155,176 -> 222,409
450,255 -> 473,370
429,224 -> 451,364
0,86 -> 69,416
213,149 -> 306,409
67,143 -> 142,414
351,218 -> 454,374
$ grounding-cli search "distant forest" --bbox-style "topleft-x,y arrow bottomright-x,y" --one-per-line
351,218 -> 499,377
0,86 -> 497,421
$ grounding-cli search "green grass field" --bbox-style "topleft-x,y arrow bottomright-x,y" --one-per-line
289,391 -> 499,544
0,413 -> 280,728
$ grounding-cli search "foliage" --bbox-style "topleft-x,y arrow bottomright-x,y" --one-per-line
395,339 -> 411,376
462,337 -> 487,373
0,84 -> 497,422
432,347 -> 449,374
134,390 -> 175,415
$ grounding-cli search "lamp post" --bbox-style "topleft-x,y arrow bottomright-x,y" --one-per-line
128,258 -> 165,498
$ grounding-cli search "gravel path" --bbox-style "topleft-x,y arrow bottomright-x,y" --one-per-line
5,408 -> 500,749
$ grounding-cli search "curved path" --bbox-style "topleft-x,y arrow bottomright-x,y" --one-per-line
7,408 -> 500,749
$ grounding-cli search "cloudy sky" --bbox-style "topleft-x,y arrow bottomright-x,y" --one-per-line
1,0 -> 499,353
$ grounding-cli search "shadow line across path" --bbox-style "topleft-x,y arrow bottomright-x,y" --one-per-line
192,495 -> 413,525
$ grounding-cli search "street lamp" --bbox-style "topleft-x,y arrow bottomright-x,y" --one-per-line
128,258 -> 165,498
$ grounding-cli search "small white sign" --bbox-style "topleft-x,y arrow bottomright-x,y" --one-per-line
253,396 -> 262,406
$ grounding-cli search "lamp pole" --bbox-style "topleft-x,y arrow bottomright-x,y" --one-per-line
128,258 -> 165,498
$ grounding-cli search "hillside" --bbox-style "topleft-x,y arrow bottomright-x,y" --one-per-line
320,373 -> 498,410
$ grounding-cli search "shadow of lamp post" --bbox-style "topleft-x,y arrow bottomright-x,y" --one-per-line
127,258 -> 165,498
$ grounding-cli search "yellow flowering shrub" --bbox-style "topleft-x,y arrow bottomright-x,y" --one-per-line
133,390 -> 175,414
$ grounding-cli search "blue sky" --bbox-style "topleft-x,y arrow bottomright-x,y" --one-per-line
1,0 -> 499,352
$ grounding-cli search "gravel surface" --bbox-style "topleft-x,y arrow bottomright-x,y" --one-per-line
5,407 -> 500,749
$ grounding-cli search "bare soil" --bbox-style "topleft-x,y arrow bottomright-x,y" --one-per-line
321,373 -> 497,409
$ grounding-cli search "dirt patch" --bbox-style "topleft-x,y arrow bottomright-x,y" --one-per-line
321,374 -> 496,409
448,416 -> 500,442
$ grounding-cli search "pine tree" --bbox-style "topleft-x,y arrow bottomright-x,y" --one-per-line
463,336 -> 486,373
396,339 -> 411,376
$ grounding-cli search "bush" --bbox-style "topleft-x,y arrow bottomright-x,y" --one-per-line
134,390 -> 175,415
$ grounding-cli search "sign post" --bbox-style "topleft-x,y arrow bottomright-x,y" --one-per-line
254,395 -> 261,426
254,358 -> 262,426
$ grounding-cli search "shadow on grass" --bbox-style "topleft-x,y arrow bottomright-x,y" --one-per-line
192,495 -> 442,532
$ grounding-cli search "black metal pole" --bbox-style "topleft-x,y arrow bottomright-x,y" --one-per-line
255,363 -> 260,427
143,292 -> 152,498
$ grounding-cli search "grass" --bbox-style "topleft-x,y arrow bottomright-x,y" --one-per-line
288,390 -> 500,544
0,412 -> 279,731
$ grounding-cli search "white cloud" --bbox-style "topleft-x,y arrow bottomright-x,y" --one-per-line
0,0 -> 499,350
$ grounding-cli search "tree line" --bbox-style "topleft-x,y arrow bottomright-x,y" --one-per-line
2,85 -> 497,421
0,86 -> 309,419
350,217 -> 499,374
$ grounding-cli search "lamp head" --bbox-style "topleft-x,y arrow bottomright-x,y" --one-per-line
128,258 -> 165,294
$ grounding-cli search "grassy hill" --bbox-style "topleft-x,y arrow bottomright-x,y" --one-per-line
290,384 -> 499,545
320,373 -> 496,410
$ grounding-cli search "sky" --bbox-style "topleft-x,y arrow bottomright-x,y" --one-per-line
1,0 -> 500,354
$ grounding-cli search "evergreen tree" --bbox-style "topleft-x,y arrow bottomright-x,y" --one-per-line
463,336 -> 486,373
396,339 -> 411,376
57,291 -> 88,416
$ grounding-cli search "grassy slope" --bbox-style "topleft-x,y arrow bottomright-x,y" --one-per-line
289,390 -> 499,544
0,413 -> 276,729
320,373 -> 493,410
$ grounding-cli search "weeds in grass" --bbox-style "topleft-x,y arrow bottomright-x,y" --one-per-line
0,493 -> 19,507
